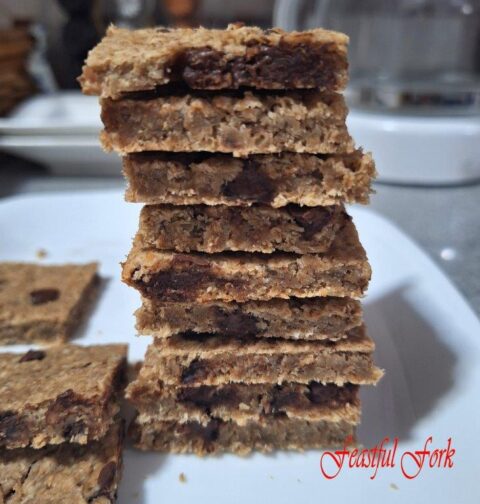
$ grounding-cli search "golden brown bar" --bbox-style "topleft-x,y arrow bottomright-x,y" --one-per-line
130,416 -> 354,455
122,219 -> 371,303
124,151 -> 376,207
135,204 -> 349,254
134,325 -> 383,387
100,89 -> 353,156
136,296 -> 363,341
80,24 -> 348,97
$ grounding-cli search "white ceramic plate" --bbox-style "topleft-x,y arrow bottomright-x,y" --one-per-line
0,92 -> 101,136
1,190 -> 479,504
0,135 -> 121,176
0,92 -> 120,176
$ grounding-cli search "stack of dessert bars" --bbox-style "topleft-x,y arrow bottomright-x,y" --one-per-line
81,24 -> 383,455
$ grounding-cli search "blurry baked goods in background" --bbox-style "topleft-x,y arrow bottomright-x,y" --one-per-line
0,20 -> 36,116
162,0 -> 199,27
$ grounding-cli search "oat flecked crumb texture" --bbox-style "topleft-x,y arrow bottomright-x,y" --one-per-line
0,262 -> 99,345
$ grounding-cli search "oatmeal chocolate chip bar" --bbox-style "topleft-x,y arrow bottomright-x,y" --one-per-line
122,219 -> 371,302
136,204 -> 348,254
127,379 -> 360,426
100,89 -> 353,156
129,416 -> 354,455
80,24 -> 348,97
0,344 -> 127,450
0,262 -> 99,345
136,296 -> 363,341
124,150 -> 376,207
135,325 -> 383,387
0,420 -> 124,503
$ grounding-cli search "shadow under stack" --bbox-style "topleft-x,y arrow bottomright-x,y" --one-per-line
80,24 -> 383,455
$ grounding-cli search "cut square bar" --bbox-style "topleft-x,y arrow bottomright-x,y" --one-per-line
135,296 -> 363,341
135,325 -> 383,387
0,262 -> 99,345
100,89 -> 353,156
0,344 -> 127,449
124,151 -> 376,207
80,24 -> 348,97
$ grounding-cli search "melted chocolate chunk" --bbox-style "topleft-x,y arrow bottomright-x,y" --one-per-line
63,420 -> 86,439
181,331 -> 212,343
222,159 -> 274,203
178,386 -> 216,409
51,390 -> 79,409
214,308 -> 258,337
29,288 -> 60,305
18,349 -> 46,362
287,206 -> 334,240
97,461 -> 117,490
307,383 -> 357,406
181,358 -> 208,384
178,42 -> 345,90
178,420 -> 220,444
0,411 -> 27,442
46,390 -> 88,426
139,270 -> 205,301
138,255 -> 213,301
269,386 -> 300,413
178,385 -> 239,410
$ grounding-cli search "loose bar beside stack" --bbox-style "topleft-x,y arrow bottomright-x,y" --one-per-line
0,344 -> 127,501
81,23 -> 382,455
0,262 -> 99,345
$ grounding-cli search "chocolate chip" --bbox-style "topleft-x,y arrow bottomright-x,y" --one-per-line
176,42 -> 345,90
97,461 -> 117,490
306,383 -> 358,406
63,420 -> 86,439
307,383 -> 333,405
29,288 -> 60,305
0,411 -> 26,441
178,385 -> 239,410
181,49 -> 228,89
202,420 -> 220,443
181,358 -> 207,384
270,386 -> 299,413
287,206 -> 334,240
137,254 -> 213,301
182,332 -> 210,343
53,390 -> 78,408
178,420 -> 220,444
46,390 -> 87,426
19,349 -> 46,362
214,308 -> 258,337
178,386 -> 216,409
222,159 -> 274,203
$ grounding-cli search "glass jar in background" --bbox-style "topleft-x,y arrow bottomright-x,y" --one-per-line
274,0 -> 480,185
274,0 -> 480,115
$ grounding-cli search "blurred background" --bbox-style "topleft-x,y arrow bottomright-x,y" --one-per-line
0,0 -> 479,312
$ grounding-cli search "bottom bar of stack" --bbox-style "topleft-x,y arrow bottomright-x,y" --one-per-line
126,323 -> 382,455
130,417 -> 355,456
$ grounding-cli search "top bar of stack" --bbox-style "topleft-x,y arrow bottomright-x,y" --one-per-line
80,24 -> 349,96
80,23 -> 381,455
